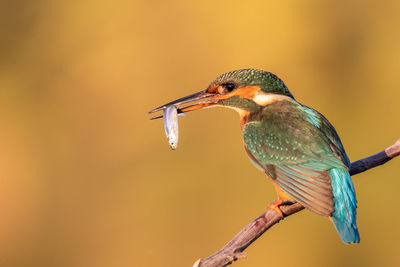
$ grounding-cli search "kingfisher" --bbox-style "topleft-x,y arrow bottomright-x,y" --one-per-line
149,69 -> 360,244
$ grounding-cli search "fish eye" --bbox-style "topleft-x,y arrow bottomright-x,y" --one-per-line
223,83 -> 236,92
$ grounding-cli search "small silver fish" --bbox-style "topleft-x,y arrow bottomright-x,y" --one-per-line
163,105 -> 179,150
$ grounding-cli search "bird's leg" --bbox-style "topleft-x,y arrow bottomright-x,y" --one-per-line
267,199 -> 285,218
266,178 -> 296,218
269,183 -> 296,218
267,199 -> 295,218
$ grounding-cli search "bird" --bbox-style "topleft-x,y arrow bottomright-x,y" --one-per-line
149,69 -> 359,244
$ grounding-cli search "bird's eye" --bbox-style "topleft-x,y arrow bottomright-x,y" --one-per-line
224,83 -> 236,92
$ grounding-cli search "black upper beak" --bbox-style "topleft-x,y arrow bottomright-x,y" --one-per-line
148,90 -> 209,114
148,90 -> 216,119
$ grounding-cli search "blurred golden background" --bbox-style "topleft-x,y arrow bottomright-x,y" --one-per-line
1,0 -> 400,266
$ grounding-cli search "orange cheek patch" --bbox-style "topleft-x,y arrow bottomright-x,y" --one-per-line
212,85 -> 261,101
235,85 -> 261,100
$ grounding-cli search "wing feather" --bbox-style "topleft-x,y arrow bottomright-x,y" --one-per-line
243,101 -> 349,217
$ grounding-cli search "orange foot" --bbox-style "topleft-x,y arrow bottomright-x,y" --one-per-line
267,199 -> 285,218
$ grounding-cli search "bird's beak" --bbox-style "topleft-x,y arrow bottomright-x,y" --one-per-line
148,90 -> 218,120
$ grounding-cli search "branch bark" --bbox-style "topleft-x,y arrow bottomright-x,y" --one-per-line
194,139 -> 400,267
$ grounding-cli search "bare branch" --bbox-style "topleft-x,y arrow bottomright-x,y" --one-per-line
194,139 -> 400,267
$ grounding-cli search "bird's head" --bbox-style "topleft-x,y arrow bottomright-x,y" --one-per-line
149,69 -> 294,117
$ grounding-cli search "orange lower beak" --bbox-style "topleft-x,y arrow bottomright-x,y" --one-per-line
179,101 -> 216,113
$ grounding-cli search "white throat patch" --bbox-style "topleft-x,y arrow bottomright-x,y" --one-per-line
252,92 -> 291,106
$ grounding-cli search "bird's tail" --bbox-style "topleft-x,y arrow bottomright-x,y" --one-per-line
329,168 -> 360,244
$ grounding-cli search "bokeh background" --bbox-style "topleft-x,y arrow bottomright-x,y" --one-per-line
1,1 -> 400,267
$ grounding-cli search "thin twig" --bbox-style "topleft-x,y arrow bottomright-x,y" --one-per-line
194,139 -> 400,267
